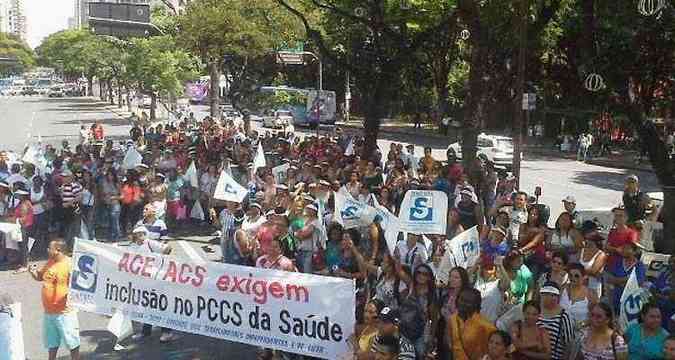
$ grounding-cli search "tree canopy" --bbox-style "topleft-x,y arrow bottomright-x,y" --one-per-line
0,32 -> 35,75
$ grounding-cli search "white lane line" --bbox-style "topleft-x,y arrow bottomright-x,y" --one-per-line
177,240 -> 207,264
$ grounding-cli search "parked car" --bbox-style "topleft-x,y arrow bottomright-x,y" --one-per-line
20,86 -> 38,96
48,87 -> 64,97
446,133 -> 515,170
263,109 -> 294,129
36,87 -> 50,95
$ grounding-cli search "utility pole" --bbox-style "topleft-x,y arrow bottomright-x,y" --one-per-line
513,0 -> 528,189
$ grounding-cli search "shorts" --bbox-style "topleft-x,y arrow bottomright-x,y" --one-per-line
43,311 -> 80,350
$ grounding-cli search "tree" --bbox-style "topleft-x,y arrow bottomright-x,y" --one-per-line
276,0 -> 458,159
0,32 -> 35,75
177,0 -> 301,119
36,29 -> 105,95
126,35 -> 197,119
552,0 -> 674,253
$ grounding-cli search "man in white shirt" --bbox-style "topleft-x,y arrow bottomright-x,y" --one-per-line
242,203 -> 266,239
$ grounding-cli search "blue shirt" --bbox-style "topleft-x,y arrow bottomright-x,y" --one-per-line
608,258 -> 646,310
625,322 -> 669,360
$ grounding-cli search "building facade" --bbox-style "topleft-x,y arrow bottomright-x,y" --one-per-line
0,0 -> 27,41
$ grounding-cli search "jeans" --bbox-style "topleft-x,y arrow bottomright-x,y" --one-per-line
577,145 -> 588,162
295,250 -> 313,274
120,203 -> 142,236
63,209 -> 82,251
82,205 -> 95,240
108,203 -> 122,240
31,212 -> 48,257
18,226 -> 31,267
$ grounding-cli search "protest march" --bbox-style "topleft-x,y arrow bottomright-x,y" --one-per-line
0,114 -> 673,360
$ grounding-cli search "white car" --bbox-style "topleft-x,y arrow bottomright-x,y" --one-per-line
263,110 -> 293,129
446,133 -> 514,170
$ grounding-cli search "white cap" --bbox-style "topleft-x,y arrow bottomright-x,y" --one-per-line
562,195 -> 576,203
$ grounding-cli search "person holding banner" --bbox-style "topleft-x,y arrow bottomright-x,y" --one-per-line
29,240 -> 80,360
606,242 -> 646,311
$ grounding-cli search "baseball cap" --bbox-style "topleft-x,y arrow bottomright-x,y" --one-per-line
305,204 -> 318,212
562,195 -> 576,203
540,281 -> 561,296
378,307 -> 400,324
132,227 -> 148,235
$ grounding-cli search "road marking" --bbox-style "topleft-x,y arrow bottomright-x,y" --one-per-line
177,240 -> 207,264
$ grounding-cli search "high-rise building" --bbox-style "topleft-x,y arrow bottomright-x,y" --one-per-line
0,0 -> 27,41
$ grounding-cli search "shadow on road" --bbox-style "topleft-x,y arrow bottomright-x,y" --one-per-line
570,170 -> 661,193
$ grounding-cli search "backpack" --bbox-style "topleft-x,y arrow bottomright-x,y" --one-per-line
397,296 -> 425,341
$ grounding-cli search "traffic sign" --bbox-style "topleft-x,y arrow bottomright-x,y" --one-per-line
277,52 -> 304,65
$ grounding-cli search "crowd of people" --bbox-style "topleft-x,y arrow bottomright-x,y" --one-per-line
0,113 -> 673,360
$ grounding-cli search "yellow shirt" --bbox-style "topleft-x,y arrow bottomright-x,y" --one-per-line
41,256 -> 72,314
358,327 -> 378,353
449,312 -> 497,360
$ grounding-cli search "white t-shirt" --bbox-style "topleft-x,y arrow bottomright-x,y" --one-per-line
128,239 -> 167,255
242,215 -> 266,238
31,188 -> 45,215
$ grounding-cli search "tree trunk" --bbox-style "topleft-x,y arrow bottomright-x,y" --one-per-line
108,80 -> 114,105
117,82 -> 123,108
625,102 -> 675,254
150,92 -> 157,120
87,77 -> 93,97
209,60 -> 221,118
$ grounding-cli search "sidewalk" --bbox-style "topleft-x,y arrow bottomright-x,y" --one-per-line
335,119 -> 654,173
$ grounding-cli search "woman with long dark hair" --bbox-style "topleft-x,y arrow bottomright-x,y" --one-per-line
405,263 -> 439,358
517,205 -> 547,278
624,302 -> 669,360
482,330 -> 513,360
447,288 -> 497,360
575,302 -> 628,360
510,300 -> 550,359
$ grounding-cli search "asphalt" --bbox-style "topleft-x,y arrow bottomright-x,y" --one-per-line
0,95 -> 662,359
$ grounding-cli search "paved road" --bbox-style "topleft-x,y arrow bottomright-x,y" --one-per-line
0,96 -> 661,359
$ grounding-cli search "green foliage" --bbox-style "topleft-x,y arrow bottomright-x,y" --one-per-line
126,35 -> 197,97
0,32 -> 35,75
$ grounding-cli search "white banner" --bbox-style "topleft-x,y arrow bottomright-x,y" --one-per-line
333,188 -> 375,229
272,164 -> 290,185
369,195 -> 400,256
213,170 -> 248,203
641,251 -> 671,279
618,268 -> 651,331
436,226 -> 480,284
69,240 -> 355,359
399,190 -> 448,235
0,302 -> 25,360
122,147 -> 143,170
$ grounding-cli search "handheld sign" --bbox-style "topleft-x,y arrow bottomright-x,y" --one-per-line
399,190 -> 448,235
618,268 -> 651,331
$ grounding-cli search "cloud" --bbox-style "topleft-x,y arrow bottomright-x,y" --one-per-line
25,0 -> 72,48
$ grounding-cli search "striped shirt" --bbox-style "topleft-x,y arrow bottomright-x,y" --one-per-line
219,209 -> 235,237
61,182 -> 83,206
135,219 -> 168,240
370,334 -> 416,360
537,309 -> 575,360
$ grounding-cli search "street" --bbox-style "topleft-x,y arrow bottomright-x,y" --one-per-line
0,96 -> 662,359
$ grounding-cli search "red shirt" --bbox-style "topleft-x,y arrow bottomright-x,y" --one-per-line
607,226 -> 638,261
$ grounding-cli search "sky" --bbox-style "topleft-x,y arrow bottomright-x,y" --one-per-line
25,0 -> 72,48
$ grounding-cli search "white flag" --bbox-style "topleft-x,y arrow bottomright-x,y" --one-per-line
618,268 -> 651,331
107,310 -> 133,341
213,170 -> 248,203
443,226 -> 480,271
333,187 -> 375,229
369,195 -> 400,256
272,163 -> 290,184
344,139 -> 355,156
186,161 -> 199,188
253,142 -> 266,172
